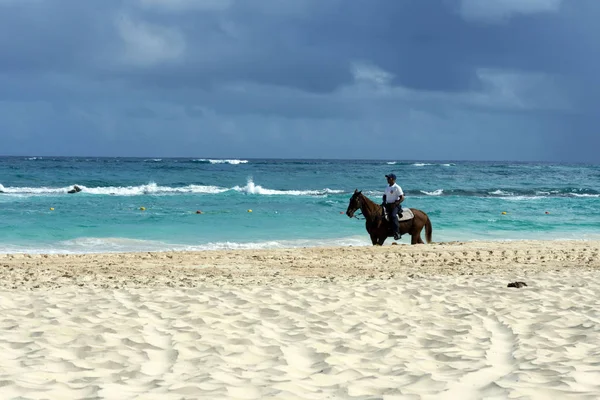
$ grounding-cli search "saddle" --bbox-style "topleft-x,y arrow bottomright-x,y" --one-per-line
383,207 -> 414,222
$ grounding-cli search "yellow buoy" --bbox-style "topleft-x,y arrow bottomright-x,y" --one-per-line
140,206 -> 146,211
501,211 -> 507,215
247,209 -> 252,213
50,207 -> 55,211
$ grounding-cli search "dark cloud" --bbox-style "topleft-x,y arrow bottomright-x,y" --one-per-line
0,0 -> 598,161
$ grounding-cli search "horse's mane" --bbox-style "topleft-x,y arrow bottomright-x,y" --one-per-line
356,191 -> 382,219
358,191 -> 378,205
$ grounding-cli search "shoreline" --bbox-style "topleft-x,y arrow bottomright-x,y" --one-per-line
2,239 -> 598,290
3,231 -> 600,256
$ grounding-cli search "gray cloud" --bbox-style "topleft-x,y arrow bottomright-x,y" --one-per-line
457,0 -> 563,22
0,0 -> 598,161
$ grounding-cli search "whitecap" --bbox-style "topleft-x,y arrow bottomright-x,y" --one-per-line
0,182 -> 230,196
232,178 -> 344,196
489,190 -> 514,196
83,183 -> 230,196
413,162 -> 453,167
421,189 -> 444,196
500,196 -> 544,201
0,185 -> 67,195
0,180 -> 346,197
194,159 -> 249,165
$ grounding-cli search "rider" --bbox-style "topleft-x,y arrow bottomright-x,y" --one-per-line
383,173 -> 404,240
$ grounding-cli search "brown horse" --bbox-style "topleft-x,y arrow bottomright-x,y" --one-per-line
346,189 -> 432,245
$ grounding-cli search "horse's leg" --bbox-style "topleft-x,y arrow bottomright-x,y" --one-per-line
416,217 -> 428,244
411,233 -> 418,245
407,222 -> 417,245
410,224 -> 425,244
375,227 -> 387,245
370,234 -> 379,246
413,222 -> 423,244
373,225 -> 386,246
404,214 -> 426,245
400,221 -> 414,243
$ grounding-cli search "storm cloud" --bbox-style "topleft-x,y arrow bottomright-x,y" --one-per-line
0,0 -> 598,161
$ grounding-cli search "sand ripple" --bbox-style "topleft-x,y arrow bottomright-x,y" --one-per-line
2,269 -> 600,398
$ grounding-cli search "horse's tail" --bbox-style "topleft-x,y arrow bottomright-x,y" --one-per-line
425,214 -> 433,244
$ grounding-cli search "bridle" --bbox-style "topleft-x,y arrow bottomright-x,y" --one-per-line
348,194 -> 365,220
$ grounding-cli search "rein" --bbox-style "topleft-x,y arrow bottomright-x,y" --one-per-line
352,212 -> 365,220
353,194 -> 383,222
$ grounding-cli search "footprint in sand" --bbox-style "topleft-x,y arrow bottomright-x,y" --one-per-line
428,315 -> 517,400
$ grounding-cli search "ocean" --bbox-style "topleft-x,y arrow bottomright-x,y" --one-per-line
1,157 -> 599,254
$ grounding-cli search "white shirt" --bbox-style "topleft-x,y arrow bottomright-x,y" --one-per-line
385,183 -> 404,203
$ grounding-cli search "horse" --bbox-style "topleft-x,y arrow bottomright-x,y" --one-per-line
346,189 -> 433,245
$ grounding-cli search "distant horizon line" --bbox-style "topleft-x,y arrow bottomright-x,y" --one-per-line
0,155 -> 596,164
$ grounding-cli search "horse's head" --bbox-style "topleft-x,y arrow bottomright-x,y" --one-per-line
346,189 -> 363,218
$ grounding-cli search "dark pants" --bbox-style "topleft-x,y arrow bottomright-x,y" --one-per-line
385,203 -> 402,233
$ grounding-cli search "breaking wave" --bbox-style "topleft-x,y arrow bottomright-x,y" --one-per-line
421,189 -> 444,196
192,159 -> 248,165
0,179 -> 344,197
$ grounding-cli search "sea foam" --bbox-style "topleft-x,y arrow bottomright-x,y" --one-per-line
0,178 -> 344,197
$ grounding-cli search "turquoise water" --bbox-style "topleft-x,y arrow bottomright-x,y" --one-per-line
1,157 -> 599,253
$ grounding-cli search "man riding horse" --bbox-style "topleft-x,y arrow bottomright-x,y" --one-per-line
383,173 -> 404,240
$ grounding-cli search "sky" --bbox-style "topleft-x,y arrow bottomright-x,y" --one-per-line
0,0 -> 598,162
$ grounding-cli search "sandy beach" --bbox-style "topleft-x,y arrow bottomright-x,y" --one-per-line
2,240 -> 600,399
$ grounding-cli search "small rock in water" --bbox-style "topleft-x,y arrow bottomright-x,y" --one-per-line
507,281 -> 528,288
67,185 -> 82,194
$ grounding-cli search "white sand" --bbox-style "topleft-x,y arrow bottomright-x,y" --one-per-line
1,240 -> 600,399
